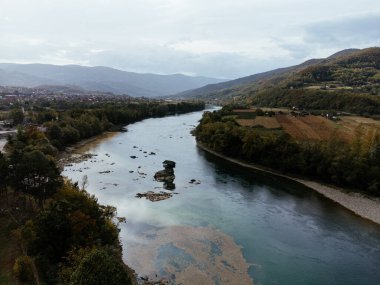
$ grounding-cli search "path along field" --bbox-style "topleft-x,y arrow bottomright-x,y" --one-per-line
234,110 -> 380,142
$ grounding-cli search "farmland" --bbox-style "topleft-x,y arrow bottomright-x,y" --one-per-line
236,117 -> 281,129
232,109 -> 380,142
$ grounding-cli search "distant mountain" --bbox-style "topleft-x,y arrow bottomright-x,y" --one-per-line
0,63 -> 226,97
173,47 -> 380,114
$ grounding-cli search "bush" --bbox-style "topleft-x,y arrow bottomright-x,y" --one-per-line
13,255 -> 35,284
68,247 -> 135,285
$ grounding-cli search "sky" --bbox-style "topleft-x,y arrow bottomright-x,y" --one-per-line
0,0 -> 379,79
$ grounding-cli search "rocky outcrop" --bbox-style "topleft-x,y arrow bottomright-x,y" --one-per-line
154,160 -> 176,190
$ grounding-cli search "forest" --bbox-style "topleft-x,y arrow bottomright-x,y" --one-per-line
0,99 -> 204,284
195,107 -> 380,196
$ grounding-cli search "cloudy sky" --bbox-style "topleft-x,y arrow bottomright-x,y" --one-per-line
1,0 -> 379,79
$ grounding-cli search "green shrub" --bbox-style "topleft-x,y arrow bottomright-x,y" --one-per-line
13,255 -> 35,284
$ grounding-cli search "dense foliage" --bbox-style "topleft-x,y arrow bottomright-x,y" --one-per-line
0,125 -> 135,284
195,107 -> 380,196
33,100 -> 205,150
61,247 -> 135,285
251,88 -> 380,115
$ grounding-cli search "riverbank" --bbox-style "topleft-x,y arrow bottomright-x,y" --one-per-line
58,132 -> 119,168
197,142 -> 380,225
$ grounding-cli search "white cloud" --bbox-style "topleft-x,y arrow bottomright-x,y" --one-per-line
0,0 -> 379,78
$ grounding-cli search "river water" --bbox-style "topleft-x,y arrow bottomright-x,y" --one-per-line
63,110 -> 380,285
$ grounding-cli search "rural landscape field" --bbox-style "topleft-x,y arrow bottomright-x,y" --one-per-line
234,108 -> 380,142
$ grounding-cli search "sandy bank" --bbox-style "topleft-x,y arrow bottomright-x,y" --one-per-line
197,143 -> 380,225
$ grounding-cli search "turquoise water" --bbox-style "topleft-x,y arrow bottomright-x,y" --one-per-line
63,110 -> 380,285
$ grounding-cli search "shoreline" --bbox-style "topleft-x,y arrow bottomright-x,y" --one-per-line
197,142 -> 380,226
58,132 -> 119,168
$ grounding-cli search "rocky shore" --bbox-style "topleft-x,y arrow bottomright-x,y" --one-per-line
58,132 -> 118,168
197,143 -> 380,225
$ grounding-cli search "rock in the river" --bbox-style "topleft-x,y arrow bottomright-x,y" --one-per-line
135,191 -> 173,202
154,170 -> 175,182
163,160 -> 176,168
189,179 -> 201,185
154,160 -> 176,190
163,181 -> 176,190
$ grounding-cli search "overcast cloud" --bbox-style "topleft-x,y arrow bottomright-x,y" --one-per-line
0,0 -> 379,78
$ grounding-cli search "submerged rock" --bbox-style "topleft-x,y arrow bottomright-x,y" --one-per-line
163,181 -> 176,190
189,179 -> 201,185
135,191 -> 173,202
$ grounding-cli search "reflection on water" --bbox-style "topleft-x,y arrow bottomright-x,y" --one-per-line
125,225 -> 253,285
63,110 -> 380,285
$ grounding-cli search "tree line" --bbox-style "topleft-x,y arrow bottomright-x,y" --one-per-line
251,88 -> 380,116
6,100 -> 204,150
195,107 -> 380,196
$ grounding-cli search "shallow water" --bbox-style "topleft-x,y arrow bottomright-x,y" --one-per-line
63,110 -> 380,285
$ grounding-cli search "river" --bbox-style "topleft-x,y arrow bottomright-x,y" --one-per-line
63,110 -> 380,285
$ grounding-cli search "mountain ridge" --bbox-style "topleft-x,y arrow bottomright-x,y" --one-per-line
172,47 -> 380,114
0,63 -> 225,97
173,48 -> 365,99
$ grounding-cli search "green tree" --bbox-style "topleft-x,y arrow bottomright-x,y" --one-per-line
13,255 -> 36,284
61,126 -> 80,145
10,150 -> 62,205
27,184 -> 120,263
67,247 -> 135,285
9,108 -> 25,125
47,123 -> 63,142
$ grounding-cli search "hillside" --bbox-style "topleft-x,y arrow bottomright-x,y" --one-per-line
0,63 -> 225,97
173,51 -> 359,99
175,48 -> 380,114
